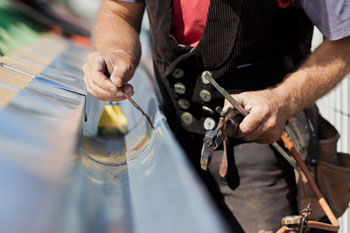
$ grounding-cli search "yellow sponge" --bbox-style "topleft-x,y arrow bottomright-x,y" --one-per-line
98,102 -> 128,136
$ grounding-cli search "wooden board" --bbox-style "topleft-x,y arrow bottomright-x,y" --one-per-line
0,32 -> 68,108
0,66 -> 31,88
0,86 -> 17,108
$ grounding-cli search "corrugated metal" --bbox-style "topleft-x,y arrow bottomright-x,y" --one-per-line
313,28 -> 350,233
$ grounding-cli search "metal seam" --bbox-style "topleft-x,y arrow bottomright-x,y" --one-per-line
0,82 -> 19,92
0,62 -> 85,96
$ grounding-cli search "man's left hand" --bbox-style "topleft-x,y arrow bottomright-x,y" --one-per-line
223,88 -> 290,144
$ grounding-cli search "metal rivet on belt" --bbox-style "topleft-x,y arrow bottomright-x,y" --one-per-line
178,99 -> 190,110
202,106 -> 214,115
199,90 -> 211,102
203,117 -> 216,130
174,82 -> 186,95
172,68 -> 184,78
201,71 -> 210,84
181,112 -> 193,125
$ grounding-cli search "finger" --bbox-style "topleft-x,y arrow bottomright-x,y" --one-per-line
91,71 -> 118,92
91,54 -> 106,73
88,84 -> 131,102
112,88 -> 134,102
223,95 -> 243,112
85,74 -> 117,101
85,74 -> 103,99
240,121 -> 265,142
115,89 -> 134,99
115,84 -> 134,98
86,71 -> 134,102
88,56 -> 117,92
223,94 -> 253,117
235,109 -> 264,138
110,62 -> 133,87
84,74 -> 100,99
253,126 -> 283,144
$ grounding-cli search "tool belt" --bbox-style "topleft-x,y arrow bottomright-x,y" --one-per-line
288,106 -> 350,220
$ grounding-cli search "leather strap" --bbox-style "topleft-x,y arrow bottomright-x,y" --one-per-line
219,140 -> 228,178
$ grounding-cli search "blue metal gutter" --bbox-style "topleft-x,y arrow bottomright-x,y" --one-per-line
0,36 -> 228,233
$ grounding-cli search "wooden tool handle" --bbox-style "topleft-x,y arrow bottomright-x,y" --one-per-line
276,133 -> 339,233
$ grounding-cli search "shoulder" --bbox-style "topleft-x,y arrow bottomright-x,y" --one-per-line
296,0 -> 350,40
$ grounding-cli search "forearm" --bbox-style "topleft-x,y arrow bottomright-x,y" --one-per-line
275,37 -> 350,118
94,0 -> 144,68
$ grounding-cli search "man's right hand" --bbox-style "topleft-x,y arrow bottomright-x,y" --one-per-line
82,51 -> 136,101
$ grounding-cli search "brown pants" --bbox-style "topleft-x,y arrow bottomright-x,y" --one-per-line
176,132 -> 297,233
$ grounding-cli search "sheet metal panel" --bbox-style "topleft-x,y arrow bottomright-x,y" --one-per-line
0,80 -> 84,233
0,40 -> 86,233
0,38 -> 228,233
75,67 -> 228,233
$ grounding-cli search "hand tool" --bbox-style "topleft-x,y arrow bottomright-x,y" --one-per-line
201,108 -> 242,171
123,92 -> 154,129
200,71 -> 298,171
104,68 -> 154,129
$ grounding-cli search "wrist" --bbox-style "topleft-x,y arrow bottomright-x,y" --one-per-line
108,47 -> 139,63
274,69 -> 314,119
115,49 -> 139,68
271,85 -> 293,121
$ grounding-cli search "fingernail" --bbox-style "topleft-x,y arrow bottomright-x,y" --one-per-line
109,87 -> 117,92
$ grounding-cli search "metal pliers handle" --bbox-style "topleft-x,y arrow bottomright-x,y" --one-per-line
200,108 -> 243,171
200,130 -> 218,171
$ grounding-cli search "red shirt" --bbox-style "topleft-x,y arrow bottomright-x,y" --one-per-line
171,0 -> 210,47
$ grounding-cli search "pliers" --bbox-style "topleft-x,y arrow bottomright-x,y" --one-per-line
200,108 -> 243,171
199,71 -> 298,172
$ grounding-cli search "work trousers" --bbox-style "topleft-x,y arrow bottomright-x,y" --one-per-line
175,131 -> 298,233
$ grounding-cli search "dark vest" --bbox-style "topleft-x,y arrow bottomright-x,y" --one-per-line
145,0 -> 314,134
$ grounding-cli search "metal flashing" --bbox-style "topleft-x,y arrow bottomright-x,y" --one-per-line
0,37 -> 228,233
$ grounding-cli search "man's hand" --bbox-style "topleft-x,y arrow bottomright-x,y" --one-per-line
83,0 -> 144,101
224,89 -> 290,144
83,51 -> 135,101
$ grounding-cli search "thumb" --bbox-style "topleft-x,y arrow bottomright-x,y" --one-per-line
110,67 -> 123,88
110,60 -> 133,88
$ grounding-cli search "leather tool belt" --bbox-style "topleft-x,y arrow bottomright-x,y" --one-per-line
289,106 -> 350,220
